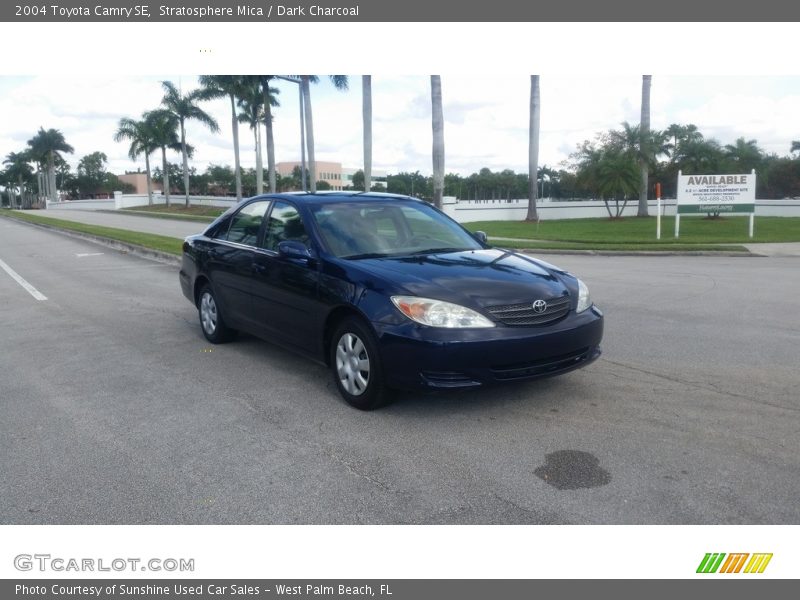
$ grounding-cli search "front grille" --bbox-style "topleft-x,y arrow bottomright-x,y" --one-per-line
490,347 -> 591,380
486,295 -> 571,326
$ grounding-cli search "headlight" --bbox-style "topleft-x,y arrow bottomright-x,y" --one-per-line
391,296 -> 495,328
576,278 -> 592,313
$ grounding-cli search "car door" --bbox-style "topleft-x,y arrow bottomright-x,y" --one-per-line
204,200 -> 270,329
250,201 -> 323,354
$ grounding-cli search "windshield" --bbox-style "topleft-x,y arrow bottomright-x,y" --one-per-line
310,201 -> 484,259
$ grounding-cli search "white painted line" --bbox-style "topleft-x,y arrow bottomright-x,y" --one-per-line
0,257 -> 48,301
76,252 -> 104,258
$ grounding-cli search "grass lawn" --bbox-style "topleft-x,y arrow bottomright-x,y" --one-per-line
465,216 -> 800,245
0,211 -> 183,255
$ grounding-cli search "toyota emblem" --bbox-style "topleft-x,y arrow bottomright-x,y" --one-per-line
532,299 -> 547,313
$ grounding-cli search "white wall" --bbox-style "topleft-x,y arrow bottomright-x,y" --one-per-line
442,197 -> 800,222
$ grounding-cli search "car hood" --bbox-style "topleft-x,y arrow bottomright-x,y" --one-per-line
353,248 -> 571,309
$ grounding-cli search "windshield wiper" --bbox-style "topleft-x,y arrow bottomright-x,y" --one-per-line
407,247 -> 469,255
342,252 -> 392,259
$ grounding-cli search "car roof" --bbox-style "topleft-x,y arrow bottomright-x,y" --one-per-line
244,191 -> 422,204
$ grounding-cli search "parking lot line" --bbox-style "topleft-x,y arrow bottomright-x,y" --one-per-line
0,257 -> 48,301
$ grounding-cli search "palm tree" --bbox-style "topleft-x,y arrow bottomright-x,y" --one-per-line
791,140 -> 800,155
724,137 -> 763,173
237,89 -> 264,195
258,75 -> 280,193
299,75 -> 349,193
238,77 -> 279,195
198,75 -> 249,201
598,152 -> 639,218
114,116 -> 156,205
430,75 -> 445,209
526,75 -> 541,221
638,75 -> 652,217
26,128 -> 74,204
362,75 -> 372,192
160,81 -> 220,207
3,152 -> 34,208
144,109 -> 183,207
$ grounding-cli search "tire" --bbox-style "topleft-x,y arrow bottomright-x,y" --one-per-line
330,316 -> 390,410
197,284 -> 236,344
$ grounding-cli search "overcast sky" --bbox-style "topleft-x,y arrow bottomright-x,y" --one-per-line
1,74 -> 799,178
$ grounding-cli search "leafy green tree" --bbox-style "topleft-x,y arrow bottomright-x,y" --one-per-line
75,151 -> 109,197
161,80 -> 220,207
349,169 -> 365,191
26,128 -> 74,203
791,140 -> 800,155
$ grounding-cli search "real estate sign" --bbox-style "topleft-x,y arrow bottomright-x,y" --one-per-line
677,172 -> 756,214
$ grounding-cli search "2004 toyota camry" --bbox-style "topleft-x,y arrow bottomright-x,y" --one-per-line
179,192 -> 603,409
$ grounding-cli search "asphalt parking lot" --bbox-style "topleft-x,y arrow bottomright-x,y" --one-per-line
1,217 -> 798,524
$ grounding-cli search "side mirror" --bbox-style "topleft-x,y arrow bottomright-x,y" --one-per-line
473,230 -> 488,244
278,240 -> 315,262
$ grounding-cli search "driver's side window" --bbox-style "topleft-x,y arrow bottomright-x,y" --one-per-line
218,201 -> 269,246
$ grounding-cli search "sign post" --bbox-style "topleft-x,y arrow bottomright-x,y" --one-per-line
656,182 -> 662,240
675,169 -> 756,238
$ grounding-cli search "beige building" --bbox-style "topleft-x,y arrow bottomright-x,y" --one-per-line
117,172 -> 162,195
276,161 -> 387,191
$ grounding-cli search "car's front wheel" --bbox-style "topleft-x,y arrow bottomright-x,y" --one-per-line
331,317 -> 389,410
198,284 -> 236,343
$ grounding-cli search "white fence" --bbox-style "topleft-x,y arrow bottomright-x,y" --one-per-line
46,191 -> 239,211
441,197 -> 800,222
45,193 -> 800,222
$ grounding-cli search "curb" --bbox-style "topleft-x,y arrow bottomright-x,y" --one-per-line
2,216 -> 181,266
514,248 -> 758,257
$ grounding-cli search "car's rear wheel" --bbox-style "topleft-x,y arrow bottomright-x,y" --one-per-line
198,284 -> 236,343
331,317 -> 389,410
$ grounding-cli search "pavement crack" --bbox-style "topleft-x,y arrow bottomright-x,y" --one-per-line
599,358 -> 800,413
325,450 -> 389,491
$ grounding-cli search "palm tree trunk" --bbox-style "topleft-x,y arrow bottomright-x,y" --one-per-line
638,75 -> 652,217
430,75 -> 444,209
263,82 -> 276,193
144,152 -> 153,205
255,123 -> 263,195
48,152 -> 57,203
301,76 -> 316,193
230,93 -> 242,201
161,147 -> 171,207
18,175 -> 25,209
526,75 -> 540,221
181,119 -> 190,208
362,75 -> 372,192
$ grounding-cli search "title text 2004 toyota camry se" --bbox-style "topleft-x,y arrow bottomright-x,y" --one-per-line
179,193 -> 604,410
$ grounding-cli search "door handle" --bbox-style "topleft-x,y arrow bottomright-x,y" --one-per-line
251,263 -> 268,274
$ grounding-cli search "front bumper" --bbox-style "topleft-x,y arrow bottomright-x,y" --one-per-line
374,306 -> 604,390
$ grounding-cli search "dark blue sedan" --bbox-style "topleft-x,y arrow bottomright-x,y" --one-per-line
179,192 -> 603,409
